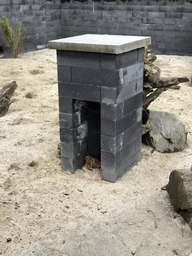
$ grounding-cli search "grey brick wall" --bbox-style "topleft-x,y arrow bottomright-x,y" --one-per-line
0,0 -> 191,56
0,0 -> 62,57
57,47 -> 144,182
60,0 -> 192,55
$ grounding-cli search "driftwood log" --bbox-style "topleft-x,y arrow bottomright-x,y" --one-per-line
0,81 -> 17,117
142,48 -> 189,134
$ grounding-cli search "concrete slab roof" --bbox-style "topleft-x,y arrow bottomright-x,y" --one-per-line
48,34 -> 151,54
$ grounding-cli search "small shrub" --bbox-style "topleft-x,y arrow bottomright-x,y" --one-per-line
0,16 -> 25,58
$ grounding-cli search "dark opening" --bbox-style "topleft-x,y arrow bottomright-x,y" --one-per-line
142,109 -> 149,125
87,101 -> 101,161
0,46 -> 4,57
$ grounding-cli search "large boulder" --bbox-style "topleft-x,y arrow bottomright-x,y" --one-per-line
143,110 -> 187,153
167,169 -> 192,228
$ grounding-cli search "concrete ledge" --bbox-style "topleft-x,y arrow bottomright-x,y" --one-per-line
49,34 -> 151,54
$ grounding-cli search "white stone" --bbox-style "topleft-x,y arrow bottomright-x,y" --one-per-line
48,34 -> 151,54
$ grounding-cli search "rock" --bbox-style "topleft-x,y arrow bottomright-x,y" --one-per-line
28,161 -> 38,167
6,238 -> 12,243
167,169 -> 192,228
143,110 -> 187,153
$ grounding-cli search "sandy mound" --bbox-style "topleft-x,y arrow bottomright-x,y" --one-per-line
0,49 -> 192,256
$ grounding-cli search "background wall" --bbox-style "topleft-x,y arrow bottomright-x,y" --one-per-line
60,0 -> 192,55
0,0 -> 62,57
0,0 -> 192,56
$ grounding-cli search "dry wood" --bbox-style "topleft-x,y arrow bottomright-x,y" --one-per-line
0,81 -> 17,117
9,219 -> 27,232
146,53 -> 157,63
170,85 -> 181,90
143,88 -> 165,111
144,63 -> 161,84
154,77 -> 189,88
142,47 -> 190,116
142,123 -> 152,135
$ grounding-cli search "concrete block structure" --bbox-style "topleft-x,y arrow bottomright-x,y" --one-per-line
49,34 -> 151,182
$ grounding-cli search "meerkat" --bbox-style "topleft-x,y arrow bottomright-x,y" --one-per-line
85,156 -> 101,170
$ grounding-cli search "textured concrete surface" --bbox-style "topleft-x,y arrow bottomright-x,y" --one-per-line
48,34 -> 151,54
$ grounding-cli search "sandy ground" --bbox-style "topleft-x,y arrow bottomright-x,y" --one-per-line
0,49 -> 192,256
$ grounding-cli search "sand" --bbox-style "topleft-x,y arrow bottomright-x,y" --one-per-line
0,49 -> 192,256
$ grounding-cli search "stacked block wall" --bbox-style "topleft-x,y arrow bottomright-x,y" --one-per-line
0,0 -> 62,56
100,48 -> 143,182
57,48 -> 144,182
60,0 -> 192,55
0,0 -> 191,55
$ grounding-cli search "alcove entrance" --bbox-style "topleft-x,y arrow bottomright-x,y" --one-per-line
87,101 -> 101,161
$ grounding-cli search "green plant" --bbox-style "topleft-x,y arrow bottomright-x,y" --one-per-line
0,16 -> 25,58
